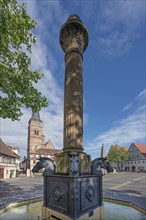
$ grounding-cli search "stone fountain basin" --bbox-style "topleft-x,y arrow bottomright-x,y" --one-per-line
1,199 -> 146,220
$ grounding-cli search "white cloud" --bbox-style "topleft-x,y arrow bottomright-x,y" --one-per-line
85,89 -> 146,159
123,102 -> 133,112
135,89 -> 146,101
1,109 -> 30,157
95,1 -> 145,57
1,1 -> 65,160
1,106 -> 64,160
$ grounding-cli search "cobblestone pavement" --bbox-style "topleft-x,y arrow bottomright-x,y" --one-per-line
0,172 -> 146,212
103,172 -> 146,211
0,176 -> 43,210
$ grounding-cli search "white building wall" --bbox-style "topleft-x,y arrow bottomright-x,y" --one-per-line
0,162 -> 17,178
124,159 -> 146,172
111,159 -> 146,172
0,157 -> 19,178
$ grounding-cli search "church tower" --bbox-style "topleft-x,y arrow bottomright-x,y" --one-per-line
27,111 -> 45,173
27,111 -> 45,154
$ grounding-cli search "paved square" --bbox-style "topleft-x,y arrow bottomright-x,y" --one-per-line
0,172 -> 146,212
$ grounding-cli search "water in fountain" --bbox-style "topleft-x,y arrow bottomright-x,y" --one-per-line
1,201 -> 146,220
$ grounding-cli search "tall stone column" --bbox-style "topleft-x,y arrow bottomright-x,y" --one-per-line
56,15 -> 90,175
42,15 -> 104,220
60,15 -> 88,152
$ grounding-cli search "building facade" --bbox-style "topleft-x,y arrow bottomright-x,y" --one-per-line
0,139 -> 20,179
108,143 -> 146,172
26,111 -> 62,176
124,143 -> 146,172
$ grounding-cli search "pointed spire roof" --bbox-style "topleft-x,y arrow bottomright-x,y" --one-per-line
31,111 -> 41,121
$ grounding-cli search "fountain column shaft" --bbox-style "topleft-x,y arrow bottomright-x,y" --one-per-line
56,15 -> 91,175
64,51 -> 83,152
60,15 -> 88,152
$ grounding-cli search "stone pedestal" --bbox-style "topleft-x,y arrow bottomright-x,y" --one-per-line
42,174 -> 104,220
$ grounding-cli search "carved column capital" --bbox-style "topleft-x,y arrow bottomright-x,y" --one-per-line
60,15 -> 88,55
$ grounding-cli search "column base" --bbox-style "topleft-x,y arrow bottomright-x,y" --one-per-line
56,152 -> 91,174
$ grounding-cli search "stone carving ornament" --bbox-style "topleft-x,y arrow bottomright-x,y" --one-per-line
53,186 -> 63,202
60,15 -> 88,55
69,152 -> 79,176
86,185 -> 95,201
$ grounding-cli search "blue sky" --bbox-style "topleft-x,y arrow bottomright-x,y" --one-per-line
1,0 -> 145,160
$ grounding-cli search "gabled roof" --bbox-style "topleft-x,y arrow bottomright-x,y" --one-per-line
44,139 -> 55,150
0,139 -> 19,158
131,143 -> 146,154
8,146 -> 20,158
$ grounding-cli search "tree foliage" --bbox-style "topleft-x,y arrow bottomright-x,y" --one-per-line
107,145 -> 129,163
0,0 -> 48,120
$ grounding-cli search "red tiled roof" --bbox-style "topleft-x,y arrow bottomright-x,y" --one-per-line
0,139 -> 19,158
36,148 -> 62,156
132,143 -> 146,154
111,144 -> 129,151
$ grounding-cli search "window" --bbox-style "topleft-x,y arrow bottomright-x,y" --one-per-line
34,130 -> 39,135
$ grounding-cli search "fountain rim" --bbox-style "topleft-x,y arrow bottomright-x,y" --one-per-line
0,196 -> 145,216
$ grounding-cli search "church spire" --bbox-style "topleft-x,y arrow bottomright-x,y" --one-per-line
31,110 -> 41,120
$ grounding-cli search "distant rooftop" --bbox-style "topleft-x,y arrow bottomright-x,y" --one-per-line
111,144 -> 129,151
132,143 -> 146,154
0,138 -> 19,158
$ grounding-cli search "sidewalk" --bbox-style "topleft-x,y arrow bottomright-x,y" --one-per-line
0,172 -> 146,213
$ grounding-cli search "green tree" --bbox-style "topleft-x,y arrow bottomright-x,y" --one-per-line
0,0 -> 48,120
107,145 -> 129,169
